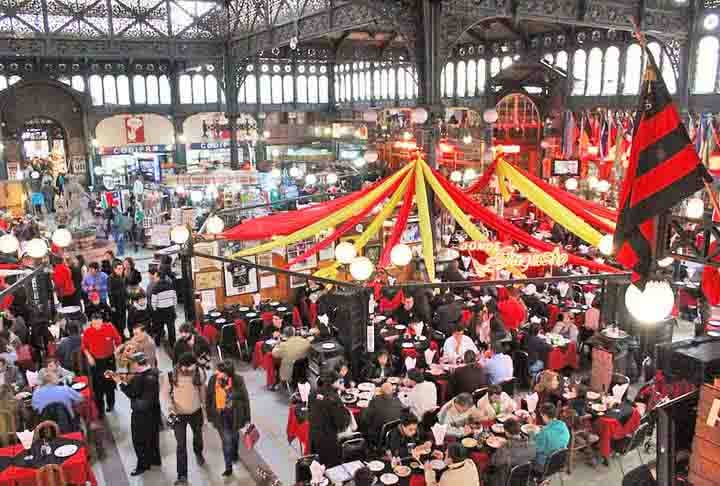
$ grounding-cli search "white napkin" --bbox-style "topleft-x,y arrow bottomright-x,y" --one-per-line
557,282 -> 569,297
298,382 -> 311,403
318,314 -> 329,325
48,324 -> 60,340
424,349 -> 435,365
26,370 -> 39,388
526,392 -> 539,413
431,423 -> 447,445
584,292 -> 596,306
405,357 -> 416,371
309,460 -> 326,484
530,316 -> 542,324
414,322 -> 424,336
612,383 -> 629,402
252,293 -> 261,307
480,295 -> 492,304
17,430 -> 33,450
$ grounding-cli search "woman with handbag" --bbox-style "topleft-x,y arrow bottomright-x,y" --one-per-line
206,360 -> 251,478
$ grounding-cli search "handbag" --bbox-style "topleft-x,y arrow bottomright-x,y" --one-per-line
243,424 -> 260,449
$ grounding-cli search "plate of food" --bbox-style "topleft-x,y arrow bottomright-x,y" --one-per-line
394,325 -> 406,331
521,424 -> 541,435
358,383 -> 376,391
367,460 -> 385,472
586,391 -> 601,400
430,459 -> 446,470
277,307 -> 287,312
322,342 -> 335,350
401,342 -> 414,348
238,307 -> 250,312
380,473 -> 399,485
358,391 -> 373,400
210,312 -> 221,317
485,436 -> 507,448
393,465 -> 411,477
357,400 -> 370,408
341,393 -> 357,404
491,424 -> 505,434
514,409 -> 530,418
71,382 -> 87,391
417,335 -> 427,341
461,438 -> 478,448
270,301 -> 280,306
429,366 -> 444,376
410,461 -> 422,470
387,377 -> 401,384
54,444 -> 78,458
246,312 -> 257,318
592,403 -> 607,412
496,414 -> 513,423
374,315 -> 387,322
215,318 -> 226,324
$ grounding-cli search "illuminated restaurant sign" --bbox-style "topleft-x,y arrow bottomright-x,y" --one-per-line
98,144 -> 174,155
458,240 -> 569,277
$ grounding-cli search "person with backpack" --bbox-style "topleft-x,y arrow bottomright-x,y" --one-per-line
161,352 -> 207,486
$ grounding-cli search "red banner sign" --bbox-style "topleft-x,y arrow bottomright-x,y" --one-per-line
125,116 -> 145,144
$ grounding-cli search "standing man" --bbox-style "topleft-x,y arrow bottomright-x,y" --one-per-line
161,353 -> 207,486
81,312 -> 122,416
112,352 -> 161,475
151,269 -> 177,347
82,262 -> 108,303
206,360 -> 251,478
108,260 -> 128,340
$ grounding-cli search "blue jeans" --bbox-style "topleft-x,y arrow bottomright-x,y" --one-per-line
529,360 -> 545,375
220,426 -> 239,471
113,231 -> 125,256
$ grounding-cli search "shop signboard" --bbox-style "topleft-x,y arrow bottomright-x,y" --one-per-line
98,144 -> 174,155
189,142 -> 231,150
125,116 -> 145,144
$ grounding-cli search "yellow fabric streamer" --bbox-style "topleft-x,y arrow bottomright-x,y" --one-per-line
415,158 -> 436,281
232,163 -> 414,258
496,159 -> 605,247
419,160 -> 487,242
497,169 -> 511,202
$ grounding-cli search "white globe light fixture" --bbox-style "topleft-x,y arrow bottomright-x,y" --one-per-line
170,225 -> 190,244
349,256 -> 374,281
206,215 -> 225,235
625,280 -> 675,324
598,234 -> 614,255
51,228 -> 73,248
176,185 -> 186,194
463,134 -> 473,145
565,178 -> 578,191
587,175 -> 599,189
0,234 -> 19,254
335,241 -> 357,264
450,170 -> 462,183
364,150 -> 379,163
190,191 -> 203,203
289,166 -> 301,178
305,173 -> 317,185
411,107 -> 429,125
463,168 -> 477,182
353,157 -> 367,168
686,197 -> 705,219
26,238 -> 48,259
326,173 -> 338,185
390,244 -> 413,267
596,180 -> 611,193
704,13 -> 719,30
30,171 -> 40,180
483,108 -> 499,124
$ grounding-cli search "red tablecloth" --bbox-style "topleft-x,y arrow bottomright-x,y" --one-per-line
262,350 -> 278,387
74,376 -> 99,424
253,341 -> 265,369
234,319 -> 247,342
400,341 -> 439,359
546,341 -> 579,370
0,432 -> 97,486
470,450 -> 490,472
594,407 -> 642,458
287,405 -> 310,454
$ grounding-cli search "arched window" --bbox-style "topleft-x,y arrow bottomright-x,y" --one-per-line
543,53 -> 554,64
179,74 -> 192,104
388,68 -> 396,99
501,56 -> 512,69
259,74 -> 271,104
405,68 -> 414,99
89,75 -> 103,105
116,75 -> 130,104
440,66 -> 445,98
0,77 -> 7,91
586,48 -> 602,95
238,78 -> 246,103
159,75 -> 171,104
336,75 -> 343,102
365,71 -> 371,100
102,75 -> 117,104
602,46 -> 620,95
8,76 -> 19,86
192,74 -> 205,103
358,71 -> 366,100
380,69 -> 388,99
477,60 -> 486,93
308,75 -> 319,103
205,75 -> 218,103
319,76 -> 329,103
647,42 -> 662,70
297,75 -> 307,102
445,62 -> 454,97
71,75 -> 85,92
344,73 -> 351,101
572,50 -> 587,95
456,61 -> 466,97
58,77 -> 70,86
694,36 -> 719,93
352,72 -> 359,101
467,60 -> 477,97
623,44 -> 642,95
245,74 -> 257,103
146,75 -> 159,104
662,51 -> 677,94
271,75 -> 282,104
490,57 -> 500,77
373,70 -> 381,99
555,51 -> 568,71
397,68 -> 406,99
283,75 -> 294,103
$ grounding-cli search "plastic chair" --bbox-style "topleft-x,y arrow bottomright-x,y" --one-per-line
36,464 -> 67,486
615,422 -> 652,476
33,420 -> 60,443
506,461 -> 533,486
379,418 -> 402,450
536,448 -> 568,485
217,323 -> 241,361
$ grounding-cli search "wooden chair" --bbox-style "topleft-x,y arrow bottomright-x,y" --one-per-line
36,464 -> 67,486
0,408 -> 17,447
33,420 -> 60,443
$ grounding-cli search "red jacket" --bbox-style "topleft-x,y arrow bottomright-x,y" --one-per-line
52,263 -> 75,298
498,298 -> 527,331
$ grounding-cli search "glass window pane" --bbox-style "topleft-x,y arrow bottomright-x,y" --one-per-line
8,76 -> 20,85
477,60 -> 486,93
380,69 -> 388,99
179,74 -> 192,104
388,68 -> 396,99
555,51 -> 568,71
457,61 -> 466,97
238,78 -> 246,103
58,77 -> 70,86
358,71 -> 366,100
648,42 -> 662,70
602,46 -> 620,95
146,75 -> 159,105
116,75 -> 130,104
319,76 -> 329,103
501,56 -> 512,69
192,74 -> 205,103
586,48 -> 602,95
445,62 -> 454,97
623,44 -> 642,95
271,75 -> 282,104
490,57 -> 500,77
344,73 -> 351,101
572,50 -> 587,95
259,74 -> 271,104
245,74 -> 257,103
0,76 -> 7,91
297,75 -> 307,102
365,72 -> 371,100
71,75 -> 85,92
102,75 -> 117,104
205,75 -> 218,103
283,75 -> 294,103
694,36 -> 719,93
334,75 -> 341,102
398,68 -> 406,99
440,66 -> 445,98
159,75 -> 171,104
308,75 -> 319,103
352,72 -> 359,100
89,75 -> 103,105
662,51 -> 677,94
543,53 -> 554,64
373,70 -> 380,99
467,60 -> 476,97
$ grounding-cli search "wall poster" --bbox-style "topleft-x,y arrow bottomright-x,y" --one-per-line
223,256 -> 258,296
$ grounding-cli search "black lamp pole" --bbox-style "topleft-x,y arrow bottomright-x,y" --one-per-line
178,229 -> 196,324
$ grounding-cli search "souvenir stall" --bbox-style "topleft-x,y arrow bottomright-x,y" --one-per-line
183,112 -> 236,173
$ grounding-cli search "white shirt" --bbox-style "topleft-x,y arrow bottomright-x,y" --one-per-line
406,381 -> 438,419
133,179 -> 144,196
442,335 -> 479,360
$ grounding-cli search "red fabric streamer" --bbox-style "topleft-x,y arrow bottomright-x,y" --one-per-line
378,173 -> 416,267
433,168 -> 619,274
462,159 -> 498,194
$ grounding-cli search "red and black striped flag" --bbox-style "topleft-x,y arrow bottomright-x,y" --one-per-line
614,47 -> 711,287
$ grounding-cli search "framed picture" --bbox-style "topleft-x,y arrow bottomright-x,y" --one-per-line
195,270 -> 222,290
193,241 -> 221,271
290,270 -> 311,289
223,256 -> 258,296
400,221 -> 421,244
365,244 -> 381,263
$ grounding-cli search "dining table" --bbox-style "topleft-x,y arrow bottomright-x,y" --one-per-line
0,432 -> 96,486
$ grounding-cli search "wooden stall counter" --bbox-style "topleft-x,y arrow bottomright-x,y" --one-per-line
689,383 -> 720,486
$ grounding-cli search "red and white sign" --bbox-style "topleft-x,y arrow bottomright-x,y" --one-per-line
125,116 -> 145,144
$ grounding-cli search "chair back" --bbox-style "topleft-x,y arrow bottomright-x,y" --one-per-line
220,323 -> 239,345
291,358 -> 309,386
33,420 -> 60,443
36,464 -> 66,486
431,330 -> 446,344
247,318 -> 265,343
379,419 -> 402,449
341,437 -> 367,462
512,351 -> 530,388
506,461 -> 533,486
542,448 -> 569,478
420,407 -> 440,433
623,422 -> 652,455
472,387 -> 488,402
0,408 -> 16,446
500,378 -> 517,396
295,454 -> 319,484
